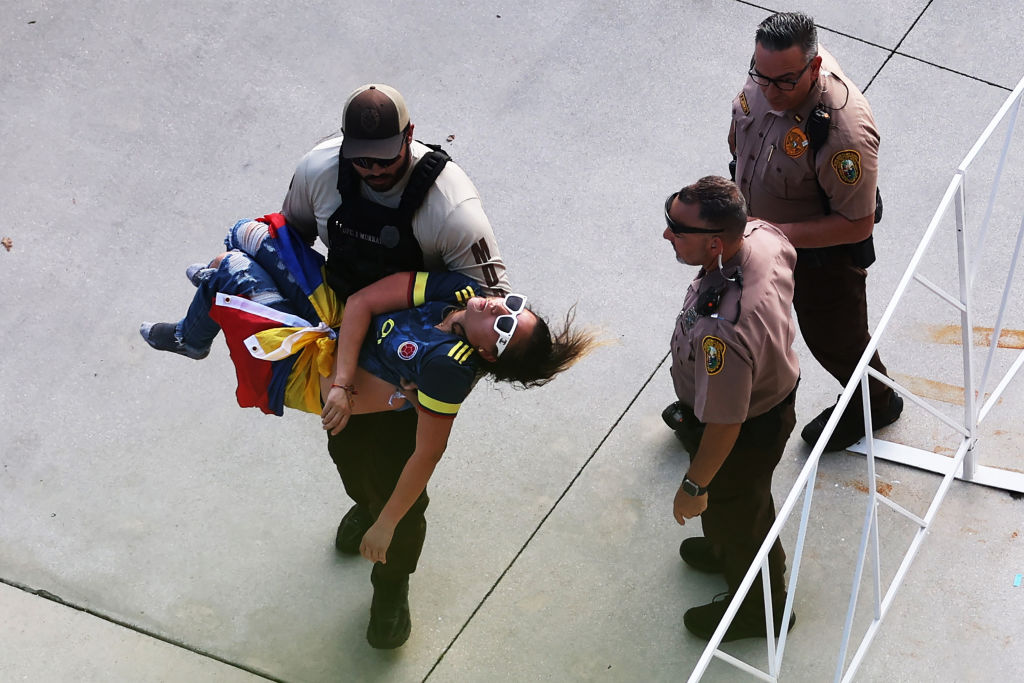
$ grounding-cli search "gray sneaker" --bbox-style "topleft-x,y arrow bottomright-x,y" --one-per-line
139,322 -> 209,359
185,263 -> 215,287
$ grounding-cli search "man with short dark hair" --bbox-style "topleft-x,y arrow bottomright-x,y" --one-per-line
282,83 -> 509,649
664,176 -> 799,641
727,11 -> 902,451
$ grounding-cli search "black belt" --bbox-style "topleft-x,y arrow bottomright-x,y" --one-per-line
796,236 -> 875,269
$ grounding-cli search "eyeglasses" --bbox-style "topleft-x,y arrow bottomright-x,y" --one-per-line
664,194 -> 723,235
493,293 -> 528,357
350,129 -> 410,169
747,56 -> 815,91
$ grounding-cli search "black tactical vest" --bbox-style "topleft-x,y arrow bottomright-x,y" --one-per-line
325,144 -> 450,299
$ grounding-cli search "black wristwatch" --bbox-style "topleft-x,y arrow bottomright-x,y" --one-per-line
681,475 -> 708,497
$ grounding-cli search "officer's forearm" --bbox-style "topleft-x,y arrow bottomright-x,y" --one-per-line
687,422 -> 742,487
773,212 -> 874,249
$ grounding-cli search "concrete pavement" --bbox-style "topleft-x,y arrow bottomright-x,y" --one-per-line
2,1 -> 1023,680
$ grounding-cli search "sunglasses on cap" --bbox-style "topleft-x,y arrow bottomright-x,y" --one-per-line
664,194 -> 723,235
493,293 -> 528,358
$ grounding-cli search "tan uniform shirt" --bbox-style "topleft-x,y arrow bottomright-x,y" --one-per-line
670,222 -> 800,424
730,46 -> 879,225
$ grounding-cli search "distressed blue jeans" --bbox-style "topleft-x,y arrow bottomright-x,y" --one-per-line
175,219 -> 320,355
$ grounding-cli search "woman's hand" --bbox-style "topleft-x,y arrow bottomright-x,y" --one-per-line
360,519 -> 396,564
321,385 -> 355,435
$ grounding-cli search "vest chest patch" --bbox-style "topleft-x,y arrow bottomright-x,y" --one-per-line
380,225 -> 401,248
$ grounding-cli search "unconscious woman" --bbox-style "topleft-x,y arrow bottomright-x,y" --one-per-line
140,214 -> 595,567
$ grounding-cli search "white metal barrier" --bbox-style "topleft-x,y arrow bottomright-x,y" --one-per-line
688,73 -> 1024,682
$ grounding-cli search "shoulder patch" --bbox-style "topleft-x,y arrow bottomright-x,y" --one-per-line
784,126 -> 809,158
702,336 -> 726,376
397,340 -> 419,360
830,149 -> 862,185
739,92 -> 749,115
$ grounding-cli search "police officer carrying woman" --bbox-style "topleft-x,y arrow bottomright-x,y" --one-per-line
662,176 -> 799,641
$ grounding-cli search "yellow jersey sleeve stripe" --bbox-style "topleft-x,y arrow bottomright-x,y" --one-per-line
412,272 -> 430,306
418,392 -> 461,416
447,342 -> 475,364
455,285 -> 475,305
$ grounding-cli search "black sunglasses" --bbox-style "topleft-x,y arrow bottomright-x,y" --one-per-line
350,128 -> 410,169
664,194 -> 723,235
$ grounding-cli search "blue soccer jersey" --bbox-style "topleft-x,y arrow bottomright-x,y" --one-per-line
358,272 -> 482,418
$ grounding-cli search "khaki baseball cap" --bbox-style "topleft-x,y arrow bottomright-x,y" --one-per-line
341,84 -> 410,159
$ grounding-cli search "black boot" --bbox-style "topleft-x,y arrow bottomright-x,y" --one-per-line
683,592 -> 795,642
367,573 -> 411,649
679,537 -> 724,574
335,504 -> 372,555
801,392 -> 903,452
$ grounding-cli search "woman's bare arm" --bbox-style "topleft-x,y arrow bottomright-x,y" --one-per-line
359,414 -> 454,564
321,272 -> 414,434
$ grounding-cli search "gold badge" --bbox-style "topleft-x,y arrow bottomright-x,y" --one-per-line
784,126 -> 809,158
739,92 -> 749,115
831,149 -> 862,185
702,336 -> 726,376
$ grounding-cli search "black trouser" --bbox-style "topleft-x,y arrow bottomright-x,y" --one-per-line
793,251 -> 892,408
327,409 -> 427,584
680,387 -> 797,613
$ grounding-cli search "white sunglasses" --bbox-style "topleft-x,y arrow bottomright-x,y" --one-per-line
493,293 -> 528,357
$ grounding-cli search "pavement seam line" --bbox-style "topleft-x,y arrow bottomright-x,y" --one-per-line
863,0 -> 931,93
735,0 -> 1012,92
422,352 -> 672,681
0,577 -> 284,682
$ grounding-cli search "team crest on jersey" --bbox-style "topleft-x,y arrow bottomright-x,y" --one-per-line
397,341 -> 419,360
702,336 -> 726,376
784,126 -> 809,158
831,149 -> 862,185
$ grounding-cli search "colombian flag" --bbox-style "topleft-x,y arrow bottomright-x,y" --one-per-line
208,214 -> 343,416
